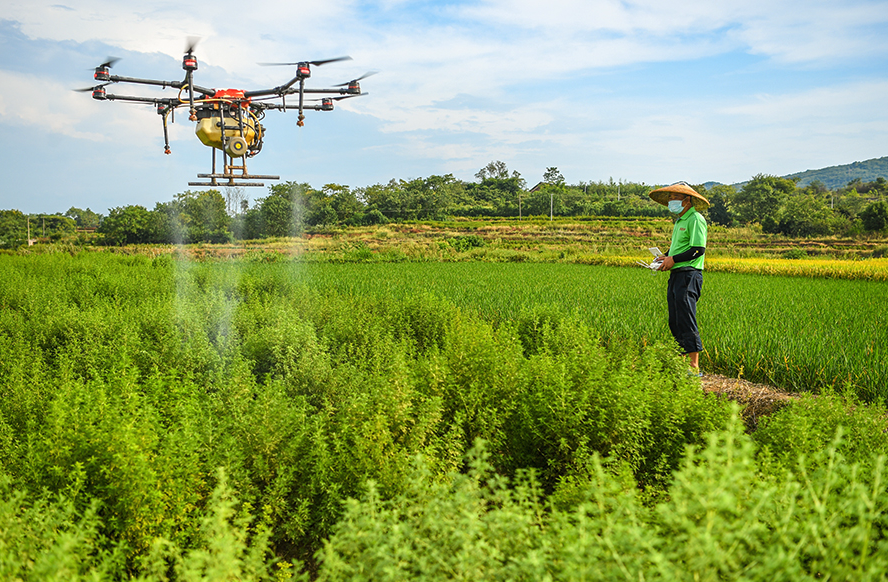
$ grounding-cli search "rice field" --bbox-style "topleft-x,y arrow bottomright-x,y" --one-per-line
228,259 -> 887,400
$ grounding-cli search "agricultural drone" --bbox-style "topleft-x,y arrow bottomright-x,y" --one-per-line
78,40 -> 373,187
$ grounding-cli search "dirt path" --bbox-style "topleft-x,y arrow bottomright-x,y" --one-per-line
700,374 -> 800,430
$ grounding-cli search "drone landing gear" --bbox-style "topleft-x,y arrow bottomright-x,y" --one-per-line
188,148 -> 279,187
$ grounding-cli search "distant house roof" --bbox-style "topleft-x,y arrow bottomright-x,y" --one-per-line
528,181 -> 545,193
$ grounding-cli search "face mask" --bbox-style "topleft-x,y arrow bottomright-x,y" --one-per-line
668,200 -> 684,214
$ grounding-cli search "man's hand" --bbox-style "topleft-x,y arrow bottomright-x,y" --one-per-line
657,255 -> 674,271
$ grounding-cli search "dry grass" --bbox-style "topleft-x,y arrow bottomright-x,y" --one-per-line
700,374 -> 799,431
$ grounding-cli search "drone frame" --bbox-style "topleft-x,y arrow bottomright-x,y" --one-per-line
82,48 -> 370,187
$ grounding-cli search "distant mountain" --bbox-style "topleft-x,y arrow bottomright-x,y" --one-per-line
783,156 -> 888,189
704,156 -> 888,191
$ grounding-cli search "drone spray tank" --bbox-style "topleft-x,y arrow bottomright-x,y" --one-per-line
193,89 -> 264,157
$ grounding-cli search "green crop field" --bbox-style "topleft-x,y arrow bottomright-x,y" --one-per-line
291,261 -> 888,398
1,251 -> 888,580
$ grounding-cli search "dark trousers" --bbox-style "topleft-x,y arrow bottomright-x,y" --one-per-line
667,269 -> 703,354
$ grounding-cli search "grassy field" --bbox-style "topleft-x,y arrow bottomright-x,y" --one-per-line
3,224 -> 888,580
250,260 -> 885,399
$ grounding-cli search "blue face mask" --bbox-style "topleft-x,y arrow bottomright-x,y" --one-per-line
668,200 -> 685,214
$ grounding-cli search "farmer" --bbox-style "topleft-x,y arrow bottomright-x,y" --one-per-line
649,182 -> 709,375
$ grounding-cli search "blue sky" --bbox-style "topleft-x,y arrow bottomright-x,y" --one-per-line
1,0 -> 886,214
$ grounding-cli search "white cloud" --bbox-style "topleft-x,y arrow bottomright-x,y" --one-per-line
0,68 -> 199,149
1,0 -> 886,212
722,80 -> 888,124
0,69 -> 114,140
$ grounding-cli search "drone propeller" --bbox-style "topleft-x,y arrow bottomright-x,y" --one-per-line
85,57 -> 119,71
333,71 -> 378,86
185,36 -> 200,55
73,82 -> 112,92
332,93 -> 368,101
305,93 -> 367,102
258,56 -> 353,67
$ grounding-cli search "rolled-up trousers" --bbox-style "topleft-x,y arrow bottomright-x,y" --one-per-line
667,268 -> 703,354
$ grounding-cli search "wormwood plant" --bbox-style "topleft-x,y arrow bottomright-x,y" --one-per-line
3,253 -> 888,579
318,417 -> 888,582
0,475 -> 115,580
753,387 -> 888,474
316,441 -> 551,582
135,470 -> 282,582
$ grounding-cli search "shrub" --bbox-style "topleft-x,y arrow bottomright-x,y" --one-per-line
782,247 -> 807,259
753,388 -> 888,474
447,234 -> 485,252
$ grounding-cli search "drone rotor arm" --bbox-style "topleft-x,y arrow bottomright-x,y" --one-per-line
101,75 -> 214,96
243,84 -> 292,99
97,93 -> 179,106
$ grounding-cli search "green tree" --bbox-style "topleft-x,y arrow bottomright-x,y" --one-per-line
835,190 -> 867,219
151,201 -> 187,243
175,190 -> 232,243
357,180 -> 405,221
704,184 -> 736,227
253,182 -> 317,237
322,184 -> 363,225
776,194 -> 836,237
260,189 -> 297,237
475,160 -> 510,180
64,207 -> 102,229
525,184 -> 565,217
543,167 -> 565,185
860,200 -> 888,232
462,176 -> 524,217
402,174 -> 463,220
733,174 -> 796,224
0,209 -> 27,248
98,205 -> 154,245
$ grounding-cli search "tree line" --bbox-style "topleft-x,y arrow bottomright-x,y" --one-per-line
2,162 -> 887,247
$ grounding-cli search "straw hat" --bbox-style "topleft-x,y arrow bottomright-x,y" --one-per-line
649,182 -> 710,211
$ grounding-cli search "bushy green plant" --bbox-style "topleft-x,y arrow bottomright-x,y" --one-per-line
782,247 -> 807,259
316,441 -> 550,582
4,253 -> 888,580
0,476 -> 116,581
319,418 -> 888,582
447,234 -> 486,252
753,388 -> 888,473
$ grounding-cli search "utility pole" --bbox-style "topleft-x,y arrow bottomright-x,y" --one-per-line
550,191 -> 553,221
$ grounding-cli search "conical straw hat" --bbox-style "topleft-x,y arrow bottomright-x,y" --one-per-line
649,182 -> 710,211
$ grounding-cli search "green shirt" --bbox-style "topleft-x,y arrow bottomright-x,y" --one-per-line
668,206 -> 707,270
